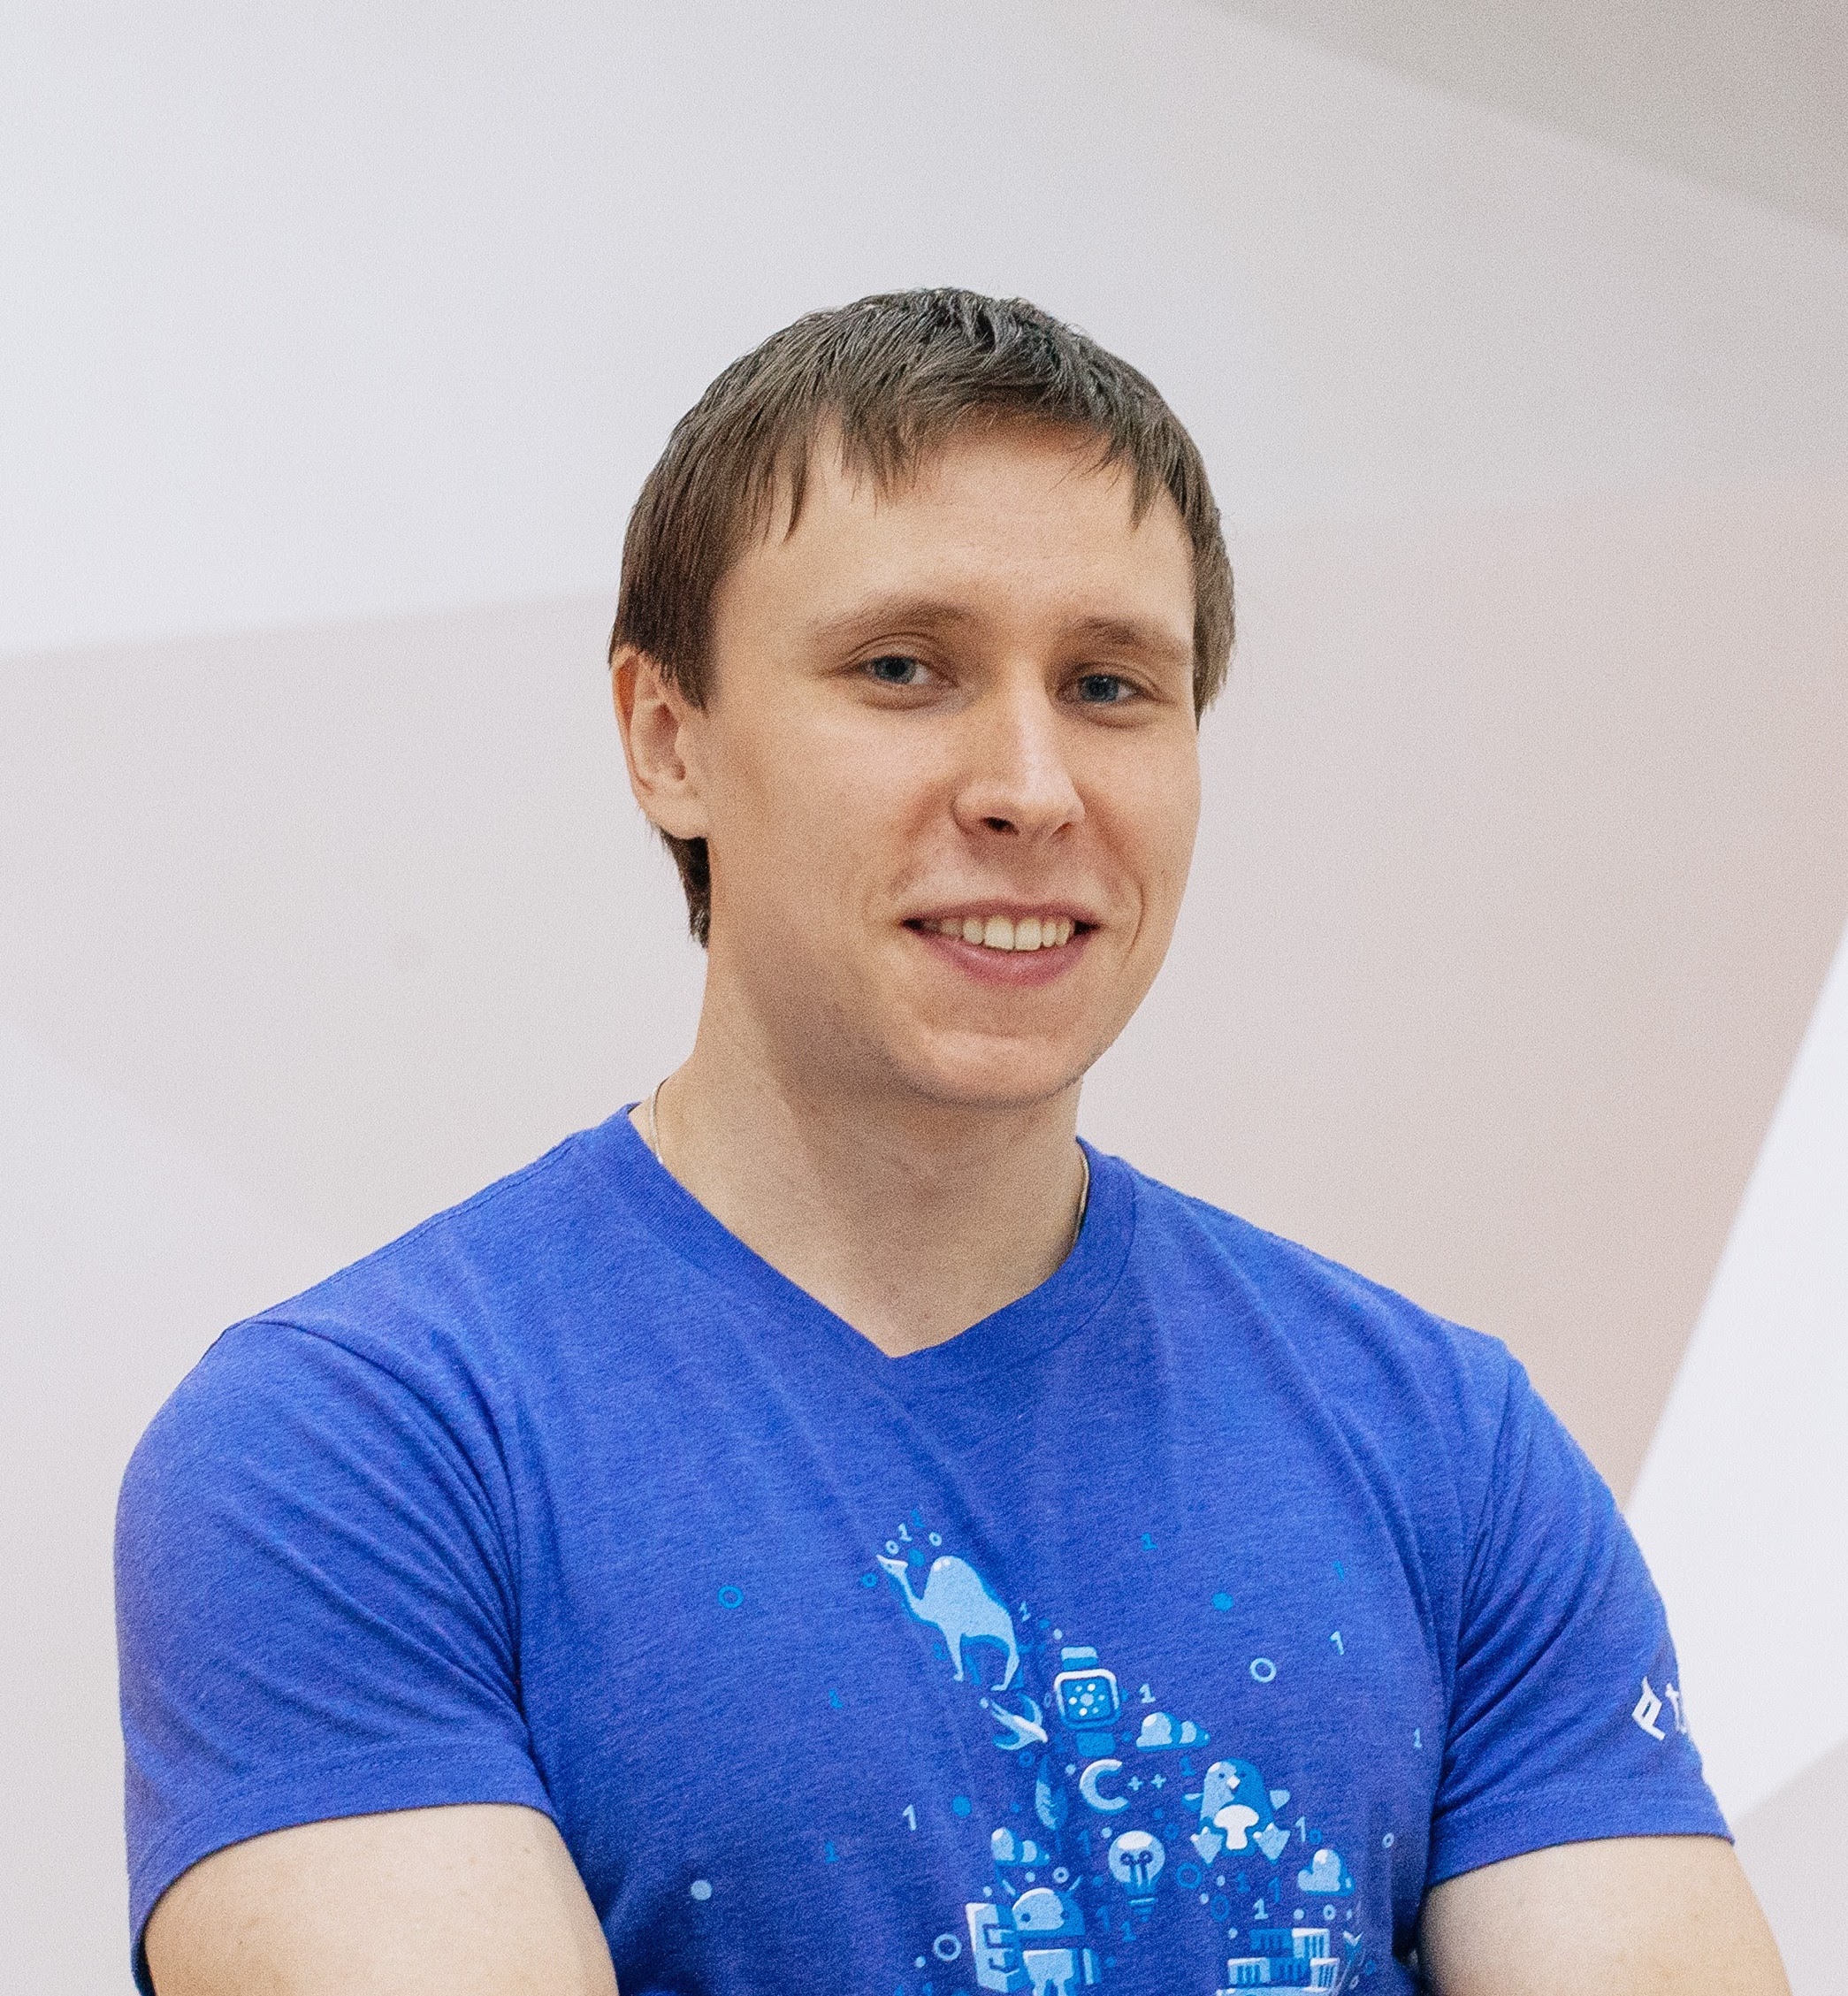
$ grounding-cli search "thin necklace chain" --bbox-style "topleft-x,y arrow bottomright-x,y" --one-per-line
643,1074 -> 1091,1252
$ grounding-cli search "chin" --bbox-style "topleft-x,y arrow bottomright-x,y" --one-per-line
885,1033 -> 1096,1113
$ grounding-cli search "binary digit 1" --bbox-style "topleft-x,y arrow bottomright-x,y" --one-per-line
1140,1684 -> 1155,1704
1330,1631 -> 1345,1656
903,1805 -> 918,1832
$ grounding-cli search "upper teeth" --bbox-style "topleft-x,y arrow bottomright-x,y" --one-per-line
934,914 -> 1076,952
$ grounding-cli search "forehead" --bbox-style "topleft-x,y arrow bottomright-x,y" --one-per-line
712,420 -> 1196,653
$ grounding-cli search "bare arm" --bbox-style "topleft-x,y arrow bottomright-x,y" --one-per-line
144,1803 -> 620,1996
1419,1835 -> 1787,1995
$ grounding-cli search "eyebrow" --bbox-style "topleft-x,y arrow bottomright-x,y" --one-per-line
1066,615 -> 1192,671
809,596 -> 1191,669
806,595 -> 981,648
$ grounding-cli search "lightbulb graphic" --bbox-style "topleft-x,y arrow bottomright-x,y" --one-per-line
1107,1829 -> 1165,1909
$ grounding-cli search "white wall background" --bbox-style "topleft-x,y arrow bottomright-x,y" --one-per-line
9,0 -> 1848,659
4,3 -> 1845,1989
1630,923 -> 1848,1820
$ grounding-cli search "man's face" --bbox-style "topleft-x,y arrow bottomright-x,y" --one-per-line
676,419 -> 1203,1113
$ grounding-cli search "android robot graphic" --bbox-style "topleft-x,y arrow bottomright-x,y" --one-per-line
872,1529 -> 1366,1996
968,1884 -> 1101,1995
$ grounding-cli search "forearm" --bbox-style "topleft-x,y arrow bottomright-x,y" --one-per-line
1418,1835 -> 1787,1996
143,1805 -> 619,1996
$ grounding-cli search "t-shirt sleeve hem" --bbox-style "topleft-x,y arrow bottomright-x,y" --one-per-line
1427,1778 -> 1732,1888
129,1740 -> 555,1996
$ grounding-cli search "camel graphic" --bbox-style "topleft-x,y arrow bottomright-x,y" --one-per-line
878,1553 -> 1019,1689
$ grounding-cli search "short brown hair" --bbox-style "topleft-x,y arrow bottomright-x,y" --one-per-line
610,287 -> 1233,944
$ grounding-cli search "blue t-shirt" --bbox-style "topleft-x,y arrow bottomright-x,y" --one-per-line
117,1113 -> 1723,1995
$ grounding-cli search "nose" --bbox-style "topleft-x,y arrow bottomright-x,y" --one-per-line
951,675 -> 1084,844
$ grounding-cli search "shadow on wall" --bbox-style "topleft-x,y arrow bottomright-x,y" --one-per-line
1084,478 -> 1848,1500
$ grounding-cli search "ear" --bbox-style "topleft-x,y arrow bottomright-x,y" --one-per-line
610,646 -> 711,844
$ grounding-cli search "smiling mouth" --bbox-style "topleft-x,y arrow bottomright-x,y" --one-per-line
907,914 -> 1086,952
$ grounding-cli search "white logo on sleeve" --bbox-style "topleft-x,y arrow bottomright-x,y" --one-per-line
1632,1679 -> 1667,1739
1631,1677 -> 1687,1741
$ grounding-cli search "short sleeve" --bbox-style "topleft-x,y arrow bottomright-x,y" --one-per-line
115,1320 -> 554,1991
1427,1355 -> 1729,1884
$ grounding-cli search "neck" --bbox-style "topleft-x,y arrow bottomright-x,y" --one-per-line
633,1014 -> 1088,1359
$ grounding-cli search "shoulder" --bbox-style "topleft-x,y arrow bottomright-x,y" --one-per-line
123,1113 -> 644,1504
1113,1155 -> 1524,1480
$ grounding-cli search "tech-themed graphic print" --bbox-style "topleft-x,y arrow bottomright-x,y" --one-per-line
870,1520 -> 1366,1995
116,1116 -> 1730,1996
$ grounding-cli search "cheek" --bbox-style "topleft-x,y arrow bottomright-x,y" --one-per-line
716,719 -> 922,909
714,714 -> 832,845
1162,772 -> 1203,892
1105,750 -> 1202,914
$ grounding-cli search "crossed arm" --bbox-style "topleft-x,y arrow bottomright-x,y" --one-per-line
146,1805 -> 1788,1996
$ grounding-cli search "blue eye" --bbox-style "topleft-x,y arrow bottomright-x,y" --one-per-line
1076,672 -> 1130,704
866,654 -> 922,685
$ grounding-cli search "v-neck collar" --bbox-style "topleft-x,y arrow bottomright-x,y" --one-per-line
589,1107 -> 1137,1400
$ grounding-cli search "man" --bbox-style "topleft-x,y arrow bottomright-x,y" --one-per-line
118,290 -> 1784,1995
